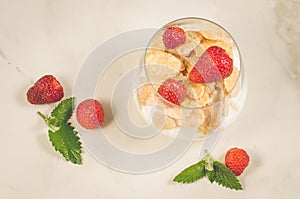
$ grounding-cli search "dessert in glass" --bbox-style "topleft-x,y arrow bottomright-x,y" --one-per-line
135,17 -> 246,139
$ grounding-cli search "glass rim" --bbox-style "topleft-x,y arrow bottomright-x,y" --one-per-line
143,17 -> 243,110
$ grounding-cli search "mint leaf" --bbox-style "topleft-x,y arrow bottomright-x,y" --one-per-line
209,161 -> 243,190
48,122 -> 82,164
49,97 -> 75,127
206,169 -> 216,183
173,160 -> 206,183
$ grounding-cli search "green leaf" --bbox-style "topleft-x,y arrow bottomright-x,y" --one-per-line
49,97 -> 75,127
48,122 -> 82,164
206,169 -> 216,183
210,161 -> 243,190
173,160 -> 206,183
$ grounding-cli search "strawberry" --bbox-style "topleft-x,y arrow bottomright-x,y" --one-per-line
157,79 -> 187,105
189,46 -> 233,83
27,75 -> 64,104
163,26 -> 186,49
225,147 -> 250,176
76,99 -> 104,129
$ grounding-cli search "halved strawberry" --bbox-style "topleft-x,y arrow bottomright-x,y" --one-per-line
189,46 -> 233,83
163,26 -> 186,49
157,79 -> 187,105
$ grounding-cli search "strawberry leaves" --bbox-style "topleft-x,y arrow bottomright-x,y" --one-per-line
174,153 -> 243,190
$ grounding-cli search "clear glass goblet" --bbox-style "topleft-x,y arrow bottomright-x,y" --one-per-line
135,17 -> 247,141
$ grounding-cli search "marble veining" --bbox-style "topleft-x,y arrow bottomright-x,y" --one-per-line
275,0 -> 300,91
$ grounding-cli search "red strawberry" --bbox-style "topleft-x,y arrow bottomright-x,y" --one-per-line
189,46 -> 233,83
157,79 -> 187,105
163,26 -> 186,49
76,99 -> 104,129
27,75 -> 64,104
225,147 -> 250,176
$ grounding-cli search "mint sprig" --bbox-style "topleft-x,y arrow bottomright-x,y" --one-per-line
38,97 -> 82,164
174,153 -> 243,190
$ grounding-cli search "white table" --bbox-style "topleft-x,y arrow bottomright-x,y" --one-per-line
1,0 -> 300,198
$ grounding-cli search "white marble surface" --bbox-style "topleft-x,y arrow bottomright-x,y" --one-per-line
1,0 -> 300,198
